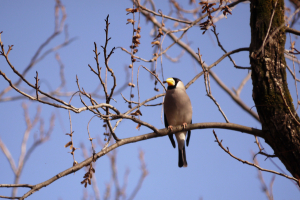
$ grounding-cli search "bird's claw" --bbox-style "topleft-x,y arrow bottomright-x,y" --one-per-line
168,125 -> 173,131
182,123 -> 187,129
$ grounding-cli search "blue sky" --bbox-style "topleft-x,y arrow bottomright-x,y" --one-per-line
0,0 -> 300,199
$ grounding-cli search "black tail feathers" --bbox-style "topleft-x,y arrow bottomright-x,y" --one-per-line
178,146 -> 188,168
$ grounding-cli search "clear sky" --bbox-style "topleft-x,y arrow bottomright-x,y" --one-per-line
0,0 -> 300,199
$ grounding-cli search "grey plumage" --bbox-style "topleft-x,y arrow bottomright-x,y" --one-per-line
164,77 -> 192,168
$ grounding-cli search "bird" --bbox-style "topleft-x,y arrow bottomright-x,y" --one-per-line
164,77 -> 192,168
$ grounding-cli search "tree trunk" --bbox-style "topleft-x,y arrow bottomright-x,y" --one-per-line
250,0 -> 300,180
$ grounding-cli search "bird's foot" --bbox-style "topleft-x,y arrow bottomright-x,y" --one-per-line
182,123 -> 188,129
168,125 -> 173,131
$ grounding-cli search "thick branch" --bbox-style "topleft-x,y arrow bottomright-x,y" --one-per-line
19,122 -> 263,199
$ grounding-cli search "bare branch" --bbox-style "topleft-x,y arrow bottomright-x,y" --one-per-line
213,130 -> 298,183
286,27 -> 300,36
233,71 -> 252,96
0,138 -> 17,174
19,122 -> 263,199
0,184 -> 34,189
198,48 -> 230,123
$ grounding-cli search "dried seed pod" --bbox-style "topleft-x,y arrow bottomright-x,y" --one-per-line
128,82 -> 136,87
151,41 -> 160,46
136,123 -> 142,129
64,141 -> 72,148
126,8 -> 138,14
126,19 -> 135,25
135,33 -> 141,38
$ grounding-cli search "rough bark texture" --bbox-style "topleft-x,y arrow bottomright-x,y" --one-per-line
250,0 -> 300,180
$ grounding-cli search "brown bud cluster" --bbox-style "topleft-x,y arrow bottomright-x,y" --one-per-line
154,28 -> 164,40
126,8 -> 139,15
199,2 -> 217,34
131,109 -> 142,116
81,163 -> 95,188
126,19 -> 135,25
128,82 -> 136,87
222,5 -> 232,18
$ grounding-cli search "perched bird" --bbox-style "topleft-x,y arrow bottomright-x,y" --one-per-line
164,77 -> 192,168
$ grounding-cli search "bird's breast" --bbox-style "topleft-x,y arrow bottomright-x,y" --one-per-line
164,89 -> 192,126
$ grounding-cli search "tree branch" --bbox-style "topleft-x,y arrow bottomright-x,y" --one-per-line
17,122 -> 263,199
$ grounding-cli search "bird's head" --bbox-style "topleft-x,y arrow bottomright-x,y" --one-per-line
165,77 -> 185,90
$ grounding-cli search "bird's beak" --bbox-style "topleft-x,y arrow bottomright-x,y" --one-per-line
166,78 -> 175,86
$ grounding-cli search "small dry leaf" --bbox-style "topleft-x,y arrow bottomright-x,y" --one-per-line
129,64 -> 133,68
126,8 -> 139,14
136,123 -> 142,129
158,28 -> 164,35
135,33 -> 141,38
154,88 -> 159,92
151,41 -> 160,46
64,141 -> 72,148
133,49 -> 138,54
126,19 -> 135,25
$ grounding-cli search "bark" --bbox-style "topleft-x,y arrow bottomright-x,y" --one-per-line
250,0 -> 300,180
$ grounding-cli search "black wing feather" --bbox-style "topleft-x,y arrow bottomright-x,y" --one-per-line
164,113 -> 176,148
186,119 -> 192,146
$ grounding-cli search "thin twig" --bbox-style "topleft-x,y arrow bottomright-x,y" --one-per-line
197,48 -> 230,123
261,0 -> 278,56
19,122 -> 264,199
212,130 -> 298,182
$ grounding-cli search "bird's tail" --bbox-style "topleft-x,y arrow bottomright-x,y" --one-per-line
178,146 -> 188,168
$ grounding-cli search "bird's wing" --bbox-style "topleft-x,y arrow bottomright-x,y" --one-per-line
164,113 -> 176,148
186,119 -> 192,146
